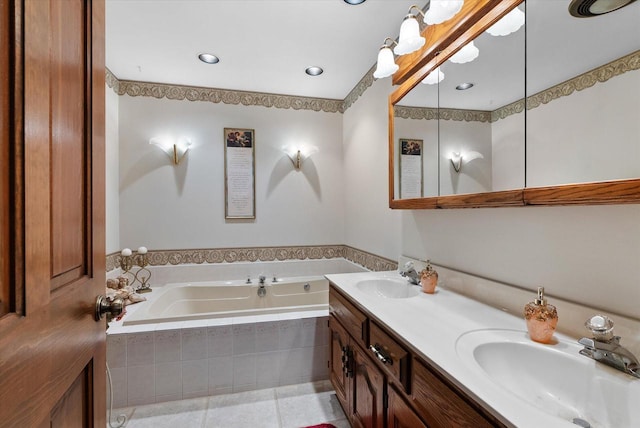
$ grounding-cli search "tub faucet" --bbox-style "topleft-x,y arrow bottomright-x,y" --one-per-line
399,262 -> 420,285
257,275 -> 267,297
578,315 -> 640,378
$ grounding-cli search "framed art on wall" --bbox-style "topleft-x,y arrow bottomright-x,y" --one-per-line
224,128 -> 256,219
399,138 -> 423,199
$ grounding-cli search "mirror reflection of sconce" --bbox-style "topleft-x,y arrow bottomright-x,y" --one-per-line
284,146 -> 318,170
447,151 -> 484,173
149,136 -> 192,165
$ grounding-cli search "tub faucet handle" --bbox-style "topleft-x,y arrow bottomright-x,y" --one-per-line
259,275 -> 266,284
246,276 -> 252,284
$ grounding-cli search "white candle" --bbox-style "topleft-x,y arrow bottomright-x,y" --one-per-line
121,248 -> 132,257
137,246 -> 148,255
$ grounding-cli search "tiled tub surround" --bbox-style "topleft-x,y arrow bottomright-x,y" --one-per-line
108,313 -> 330,408
107,258 -> 367,407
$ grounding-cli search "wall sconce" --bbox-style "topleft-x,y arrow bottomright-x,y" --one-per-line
373,38 -> 399,79
424,0 -> 464,25
149,136 -> 192,165
447,150 -> 484,172
284,146 -> 317,170
394,5 -> 426,55
448,152 -> 463,172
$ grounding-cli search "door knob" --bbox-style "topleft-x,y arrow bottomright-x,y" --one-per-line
95,295 -> 124,321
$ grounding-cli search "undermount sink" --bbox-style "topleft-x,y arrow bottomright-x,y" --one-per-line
456,329 -> 640,428
356,278 -> 419,299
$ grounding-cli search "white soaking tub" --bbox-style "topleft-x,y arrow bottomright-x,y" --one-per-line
123,276 -> 328,325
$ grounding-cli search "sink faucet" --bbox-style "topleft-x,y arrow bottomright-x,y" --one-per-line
578,315 -> 640,378
399,262 -> 420,285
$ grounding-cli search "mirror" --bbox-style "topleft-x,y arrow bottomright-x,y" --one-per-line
391,2 -> 526,201
390,0 -> 640,207
525,0 -> 640,187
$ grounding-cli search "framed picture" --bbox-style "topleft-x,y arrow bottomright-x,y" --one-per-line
399,138 -> 423,199
224,128 -> 256,219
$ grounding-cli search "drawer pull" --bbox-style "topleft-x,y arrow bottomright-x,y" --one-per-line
369,344 -> 393,366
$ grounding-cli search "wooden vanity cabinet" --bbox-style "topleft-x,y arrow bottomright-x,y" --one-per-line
329,283 -> 506,428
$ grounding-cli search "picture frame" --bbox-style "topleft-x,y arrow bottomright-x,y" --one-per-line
399,138 -> 423,199
224,128 -> 256,219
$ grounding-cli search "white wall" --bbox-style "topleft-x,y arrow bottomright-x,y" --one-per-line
117,95 -> 345,250
342,79 -> 401,261
105,85 -> 120,254
491,111 -> 525,191
343,74 -> 640,321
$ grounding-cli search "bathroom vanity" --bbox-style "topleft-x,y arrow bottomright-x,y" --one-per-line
328,281 -> 507,428
327,271 -> 640,428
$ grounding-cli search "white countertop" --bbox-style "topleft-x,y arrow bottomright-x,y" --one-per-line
326,270 -> 630,428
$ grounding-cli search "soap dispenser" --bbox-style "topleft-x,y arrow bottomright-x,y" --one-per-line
419,260 -> 438,294
524,287 -> 558,344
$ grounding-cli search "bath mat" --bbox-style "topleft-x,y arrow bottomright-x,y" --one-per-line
303,424 -> 336,428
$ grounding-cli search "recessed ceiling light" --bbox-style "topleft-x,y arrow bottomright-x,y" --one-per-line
305,66 -> 324,76
198,53 -> 220,64
343,0 -> 366,4
456,82 -> 474,90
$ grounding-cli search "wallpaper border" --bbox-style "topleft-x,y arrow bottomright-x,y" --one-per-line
106,244 -> 398,273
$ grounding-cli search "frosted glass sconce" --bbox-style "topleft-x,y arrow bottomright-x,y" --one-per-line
421,66 -> 445,85
424,0 -> 464,25
149,136 -> 192,165
486,7 -> 524,36
394,5 -> 426,55
373,38 -> 399,79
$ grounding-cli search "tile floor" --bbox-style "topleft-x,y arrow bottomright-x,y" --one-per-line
109,380 -> 350,428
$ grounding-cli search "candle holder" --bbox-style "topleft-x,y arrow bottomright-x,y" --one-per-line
119,247 -> 152,293
134,251 -> 152,293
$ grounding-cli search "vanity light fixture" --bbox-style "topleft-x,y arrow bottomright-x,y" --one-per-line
305,66 -> 324,76
449,41 -> 479,64
486,6 -> 525,36
373,38 -> 399,79
456,82 -> 474,90
424,0 -> 464,25
394,5 -> 426,55
149,136 -> 192,165
198,53 -> 220,64
421,66 -> 444,85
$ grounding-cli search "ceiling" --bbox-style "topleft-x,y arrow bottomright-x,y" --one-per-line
106,0 -> 640,105
105,0 -> 422,100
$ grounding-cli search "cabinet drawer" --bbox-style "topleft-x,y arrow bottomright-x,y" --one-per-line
369,321 -> 410,393
329,285 -> 368,347
411,359 -> 493,428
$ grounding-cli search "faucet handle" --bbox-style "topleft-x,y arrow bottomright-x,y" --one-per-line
585,315 -> 614,341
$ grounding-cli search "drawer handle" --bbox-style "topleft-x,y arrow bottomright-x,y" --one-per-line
369,344 -> 393,366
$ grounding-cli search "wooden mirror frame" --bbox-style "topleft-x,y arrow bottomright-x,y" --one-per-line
388,0 -> 640,209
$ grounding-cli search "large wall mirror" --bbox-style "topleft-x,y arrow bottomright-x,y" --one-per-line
389,0 -> 640,208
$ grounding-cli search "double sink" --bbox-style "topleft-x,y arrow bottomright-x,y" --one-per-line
354,277 -> 639,428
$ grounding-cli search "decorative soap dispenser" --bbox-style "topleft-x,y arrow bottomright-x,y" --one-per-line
524,287 -> 558,343
419,260 -> 438,294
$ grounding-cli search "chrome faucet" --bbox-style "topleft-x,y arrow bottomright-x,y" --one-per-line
578,315 -> 640,378
399,262 -> 420,285
257,275 -> 267,297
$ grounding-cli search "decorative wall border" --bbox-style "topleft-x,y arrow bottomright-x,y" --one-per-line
394,50 -> 639,123
107,50 -> 638,118
105,68 -> 343,113
106,244 -> 397,273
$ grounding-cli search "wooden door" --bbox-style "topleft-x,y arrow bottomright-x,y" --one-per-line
351,345 -> 386,428
0,0 -> 106,427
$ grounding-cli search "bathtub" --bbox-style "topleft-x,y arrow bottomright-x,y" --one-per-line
123,276 -> 328,325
